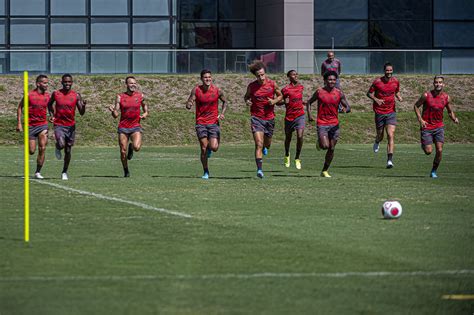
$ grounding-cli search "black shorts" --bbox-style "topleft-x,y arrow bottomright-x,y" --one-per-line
317,124 -> 340,141
28,124 -> 48,140
251,116 -> 275,138
421,127 -> 445,146
118,127 -> 142,136
284,114 -> 305,133
375,112 -> 397,129
195,124 -> 220,139
54,125 -> 76,147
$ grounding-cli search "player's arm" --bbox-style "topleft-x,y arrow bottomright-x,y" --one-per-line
306,90 -> 318,122
218,88 -> 227,120
244,85 -> 252,106
338,62 -> 342,75
47,92 -> 56,123
320,63 -> 325,77
446,96 -> 459,124
268,84 -> 283,106
396,82 -> 403,102
16,97 -> 24,132
77,93 -> 86,116
186,87 -> 196,110
140,94 -> 149,119
340,91 -> 351,113
276,88 -> 287,106
108,95 -> 120,119
414,93 -> 427,128
367,84 -> 384,106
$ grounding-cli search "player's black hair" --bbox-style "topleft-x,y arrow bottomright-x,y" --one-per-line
434,75 -> 444,82
200,69 -> 212,78
125,76 -> 136,84
61,73 -> 73,81
323,70 -> 338,81
249,60 -> 266,75
384,62 -> 393,70
36,74 -> 48,83
286,69 -> 297,77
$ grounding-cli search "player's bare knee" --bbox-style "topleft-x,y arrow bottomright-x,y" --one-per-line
133,143 -> 141,152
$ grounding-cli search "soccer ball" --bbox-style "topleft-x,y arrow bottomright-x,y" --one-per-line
381,201 -> 403,219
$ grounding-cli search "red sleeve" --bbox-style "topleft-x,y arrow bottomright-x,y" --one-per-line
368,80 -> 377,93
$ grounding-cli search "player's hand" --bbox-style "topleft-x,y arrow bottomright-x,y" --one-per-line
245,99 -> 252,106
108,105 -> 115,112
218,113 -> 225,120
48,116 -> 55,123
186,101 -> 193,110
140,113 -> 148,120
453,117 -> 459,124
397,96 -> 403,102
267,98 -> 276,106
419,119 -> 427,128
375,98 -> 385,106
16,123 -> 23,132
83,100 -> 87,107
308,115 -> 315,122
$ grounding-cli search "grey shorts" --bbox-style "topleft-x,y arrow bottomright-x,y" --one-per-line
118,127 -> 142,136
421,127 -> 445,146
284,114 -> 306,133
28,124 -> 48,140
317,124 -> 340,141
251,116 -> 275,138
54,125 -> 76,147
375,112 -> 397,129
195,124 -> 220,139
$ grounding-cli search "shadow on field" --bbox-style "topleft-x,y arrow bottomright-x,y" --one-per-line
333,165 -> 377,169
377,175 -> 425,178
239,170 -> 284,173
80,175 -> 121,178
0,175 -> 23,178
272,174 -> 321,178
0,236 -> 24,242
152,175 -> 252,180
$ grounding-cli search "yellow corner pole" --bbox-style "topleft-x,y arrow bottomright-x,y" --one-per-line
23,71 -> 30,243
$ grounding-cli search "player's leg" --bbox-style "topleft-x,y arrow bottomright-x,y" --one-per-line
54,126 -> 66,160
373,114 -> 384,153
61,126 -> 76,180
430,128 -> 445,178
62,145 -> 72,180
35,130 -> 48,178
262,119 -> 274,156
386,124 -> 396,168
28,139 -> 37,155
320,126 -> 338,177
253,131 -> 265,178
118,133 -> 130,177
284,126 -> 293,168
198,136 -> 210,179
128,130 -> 142,160
206,124 -> 220,158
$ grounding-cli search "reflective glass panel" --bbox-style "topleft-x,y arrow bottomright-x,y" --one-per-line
133,0 -> 169,16
10,52 -> 47,72
0,0 -> 4,15
442,49 -> 474,74
370,21 -> 431,48
51,19 -> 88,45
51,0 -> 87,16
91,51 -> 129,73
219,0 -> 255,20
434,0 -> 474,20
181,22 -> 217,48
434,22 -> 474,48
133,51 -> 171,73
370,0 -> 431,20
219,22 -> 254,48
314,21 -> 368,47
10,19 -> 47,45
91,0 -> 128,15
51,51 -> 87,73
0,19 -> 4,45
10,0 -> 46,15
133,19 -> 170,44
91,18 -> 129,44
314,0 -> 367,19
180,0 -> 217,20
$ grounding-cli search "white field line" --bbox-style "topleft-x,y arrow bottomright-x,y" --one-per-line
1,270 -> 473,282
33,180 -> 192,219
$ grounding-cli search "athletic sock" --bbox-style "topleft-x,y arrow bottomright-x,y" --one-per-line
203,168 -> 209,174
322,163 -> 330,172
62,166 -> 68,173
256,158 -> 263,171
36,165 -> 42,173
387,153 -> 393,161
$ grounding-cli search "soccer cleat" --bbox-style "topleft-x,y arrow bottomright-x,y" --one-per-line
61,172 -> 68,180
207,148 -> 212,158
262,147 -> 268,156
284,155 -> 290,168
295,159 -> 302,170
257,170 -> 264,178
55,147 -> 62,160
373,141 -> 380,153
34,172 -> 44,179
124,170 -> 130,177
430,171 -> 438,178
386,160 -> 394,169
320,171 -> 331,178
127,143 -> 134,160
202,172 -> 209,180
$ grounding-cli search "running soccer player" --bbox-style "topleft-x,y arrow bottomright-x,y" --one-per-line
186,69 -> 227,179
244,61 -> 283,178
280,70 -> 305,169
367,62 -> 403,169
16,75 -> 50,179
47,74 -> 86,180
306,71 -> 350,178
108,76 -> 148,177
414,76 -> 459,178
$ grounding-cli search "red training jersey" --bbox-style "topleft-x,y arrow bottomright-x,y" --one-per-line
53,89 -> 78,127
316,87 -> 342,126
248,79 -> 276,120
368,77 -> 400,114
118,91 -> 143,129
195,84 -> 219,125
28,89 -> 50,127
422,90 -> 449,130
282,83 -> 305,121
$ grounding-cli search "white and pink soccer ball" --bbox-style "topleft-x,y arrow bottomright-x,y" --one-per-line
381,201 -> 403,219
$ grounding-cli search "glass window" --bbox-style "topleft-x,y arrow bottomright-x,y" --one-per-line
133,19 -> 169,44
10,19 -> 47,45
0,53 -> 5,73
91,51 -> 129,73
435,22 -> 474,48
314,21 -> 368,47
51,51 -> 87,73
181,22 -> 217,48
51,19 -> 88,45
369,21 -> 431,48
133,0 -> 169,16
314,0 -> 367,19
219,22 -> 254,48
434,0 -> 474,20
91,18 -> 129,45
0,19 -> 4,45
442,49 -> 474,74
91,0 -> 128,16
0,0 -> 4,15
219,0 -> 255,20
133,51 -> 171,73
51,0 -> 87,16
370,0 -> 431,20
10,52 -> 47,72
10,0 -> 46,16
180,0 -> 217,20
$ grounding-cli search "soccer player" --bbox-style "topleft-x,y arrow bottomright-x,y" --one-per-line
186,69 -> 227,179
306,71 -> 350,178
244,61 -> 283,178
108,76 -> 148,177
280,70 -> 305,169
16,75 -> 50,179
47,74 -> 86,180
321,51 -> 346,113
414,76 -> 459,178
367,62 -> 403,169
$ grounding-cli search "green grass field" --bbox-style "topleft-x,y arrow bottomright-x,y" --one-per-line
1,143 -> 473,314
